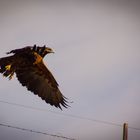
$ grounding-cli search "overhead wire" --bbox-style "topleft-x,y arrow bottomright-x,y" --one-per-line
0,99 -> 140,131
0,122 -> 75,140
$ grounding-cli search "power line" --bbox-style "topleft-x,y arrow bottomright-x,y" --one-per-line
0,99 -> 140,131
128,126 -> 140,131
0,100 -> 121,127
0,122 -> 75,140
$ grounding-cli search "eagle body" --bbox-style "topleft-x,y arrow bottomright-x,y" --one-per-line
0,45 -> 68,109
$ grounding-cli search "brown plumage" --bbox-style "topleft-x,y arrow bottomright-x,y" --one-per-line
0,45 -> 68,109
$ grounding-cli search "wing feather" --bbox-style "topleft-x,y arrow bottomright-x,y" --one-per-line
16,62 -> 68,109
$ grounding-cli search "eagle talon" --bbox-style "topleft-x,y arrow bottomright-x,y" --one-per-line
5,65 -> 11,70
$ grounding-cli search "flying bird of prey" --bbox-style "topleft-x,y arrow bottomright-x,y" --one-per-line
0,45 -> 68,109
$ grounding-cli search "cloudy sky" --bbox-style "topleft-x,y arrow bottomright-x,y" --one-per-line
0,0 -> 140,140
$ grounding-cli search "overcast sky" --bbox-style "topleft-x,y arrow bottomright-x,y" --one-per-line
0,0 -> 140,140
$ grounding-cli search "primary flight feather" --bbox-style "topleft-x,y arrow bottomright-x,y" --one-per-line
0,45 -> 68,109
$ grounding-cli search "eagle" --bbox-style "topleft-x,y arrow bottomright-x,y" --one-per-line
0,45 -> 68,109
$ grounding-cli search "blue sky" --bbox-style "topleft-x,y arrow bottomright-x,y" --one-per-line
0,0 -> 140,140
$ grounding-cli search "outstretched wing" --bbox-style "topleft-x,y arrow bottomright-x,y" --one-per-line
15,61 -> 68,109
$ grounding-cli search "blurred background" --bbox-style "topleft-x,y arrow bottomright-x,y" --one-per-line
0,0 -> 140,140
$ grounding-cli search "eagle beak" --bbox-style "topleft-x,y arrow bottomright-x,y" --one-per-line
46,49 -> 54,54
50,49 -> 55,53
51,50 -> 55,53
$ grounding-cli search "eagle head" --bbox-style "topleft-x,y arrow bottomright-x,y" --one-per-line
32,45 -> 54,58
